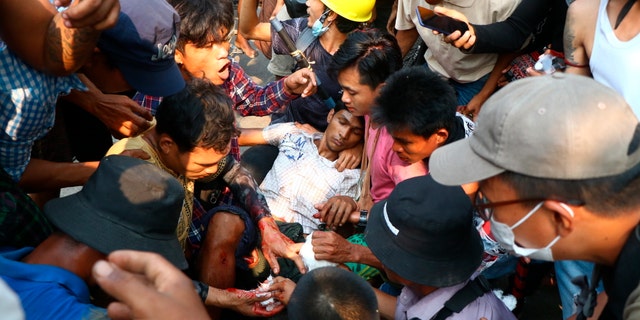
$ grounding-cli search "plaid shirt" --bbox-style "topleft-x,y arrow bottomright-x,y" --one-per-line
0,41 -> 85,181
260,123 -> 360,234
132,92 -> 163,114
222,60 -> 297,117
134,60 -> 296,118
132,58 -> 298,162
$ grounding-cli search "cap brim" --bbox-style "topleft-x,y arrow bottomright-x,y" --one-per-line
45,193 -> 187,270
429,138 -> 505,186
365,200 -> 482,287
118,61 -> 186,97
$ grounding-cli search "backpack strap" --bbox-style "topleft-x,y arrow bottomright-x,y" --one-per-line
429,275 -> 492,320
295,27 -> 315,54
293,26 -> 338,109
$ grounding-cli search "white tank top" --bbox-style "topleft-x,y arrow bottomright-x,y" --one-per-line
591,0 -> 640,116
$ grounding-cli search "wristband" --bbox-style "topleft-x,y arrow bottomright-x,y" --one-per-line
193,280 -> 209,302
357,209 -> 368,229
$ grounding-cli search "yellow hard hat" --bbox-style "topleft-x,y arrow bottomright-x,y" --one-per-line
321,0 -> 375,22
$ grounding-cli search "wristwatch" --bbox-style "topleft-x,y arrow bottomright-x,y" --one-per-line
357,209 -> 368,229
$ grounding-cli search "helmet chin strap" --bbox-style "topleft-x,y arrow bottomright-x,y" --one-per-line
319,8 -> 331,24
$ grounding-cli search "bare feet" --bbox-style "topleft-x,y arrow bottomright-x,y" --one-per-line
234,33 -> 258,59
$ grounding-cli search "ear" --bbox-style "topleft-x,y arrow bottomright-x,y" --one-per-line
326,11 -> 339,23
174,49 -> 185,65
434,128 -> 449,145
461,181 -> 479,201
326,108 -> 336,123
374,82 -> 385,96
158,134 -> 176,155
543,200 -> 576,237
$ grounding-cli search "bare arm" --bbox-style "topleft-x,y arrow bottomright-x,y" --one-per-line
373,288 -> 398,320
460,52 -> 520,119
563,0 -> 592,76
311,231 -> 383,269
205,287 -> 283,317
217,158 -> 305,275
239,0 -> 273,42
238,128 -> 268,146
271,0 -> 286,18
19,158 -> 98,192
395,28 -> 420,58
63,74 -> 154,138
0,0 -> 118,76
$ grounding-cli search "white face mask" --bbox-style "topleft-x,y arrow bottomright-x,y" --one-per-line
490,202 -> 574,261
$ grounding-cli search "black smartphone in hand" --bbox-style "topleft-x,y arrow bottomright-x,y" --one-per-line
415,6 -> 469,35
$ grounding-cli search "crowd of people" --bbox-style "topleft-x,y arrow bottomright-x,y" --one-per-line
0,0 -> 639,319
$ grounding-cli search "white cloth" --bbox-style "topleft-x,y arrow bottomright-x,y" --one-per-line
395,0 -> 520,82
259,123 -> 360,234
590,0 -> 640,116
299,232 -> 338,271
0,278 -> 25,320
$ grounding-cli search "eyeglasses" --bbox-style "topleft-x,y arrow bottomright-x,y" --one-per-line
473,192 -> 584,221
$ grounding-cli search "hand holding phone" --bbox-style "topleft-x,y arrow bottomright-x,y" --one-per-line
415,6 -> 469,35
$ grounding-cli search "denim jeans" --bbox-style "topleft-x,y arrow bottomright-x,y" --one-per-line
421,64 -> 490,106
449,73 -> 491,107
555,260 -> 604,319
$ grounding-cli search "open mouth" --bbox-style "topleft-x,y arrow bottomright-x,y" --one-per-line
219,61 -> 230,73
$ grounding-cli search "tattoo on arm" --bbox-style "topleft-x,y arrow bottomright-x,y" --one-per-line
45,14 -> 100,74
563,10 -> 588,69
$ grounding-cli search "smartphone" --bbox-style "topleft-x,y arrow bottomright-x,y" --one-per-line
415,6 -> 469,35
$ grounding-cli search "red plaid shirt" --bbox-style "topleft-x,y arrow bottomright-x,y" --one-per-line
222,60 -> 298,116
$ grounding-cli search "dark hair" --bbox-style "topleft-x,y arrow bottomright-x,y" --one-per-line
497,165 -> 640,217
372,66 -> 459,141
329,29 -> 402,90
288,267 -> 379,320
334,14 -> 361,34
168,0 -> 234,51
333,103 -> 365,127
155,78 -> 238,153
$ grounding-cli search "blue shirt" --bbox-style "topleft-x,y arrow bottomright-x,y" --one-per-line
0,247 -> 108,320
0,40 -> 85,181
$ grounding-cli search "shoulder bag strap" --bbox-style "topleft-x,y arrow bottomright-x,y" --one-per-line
430,275 -> 492,320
